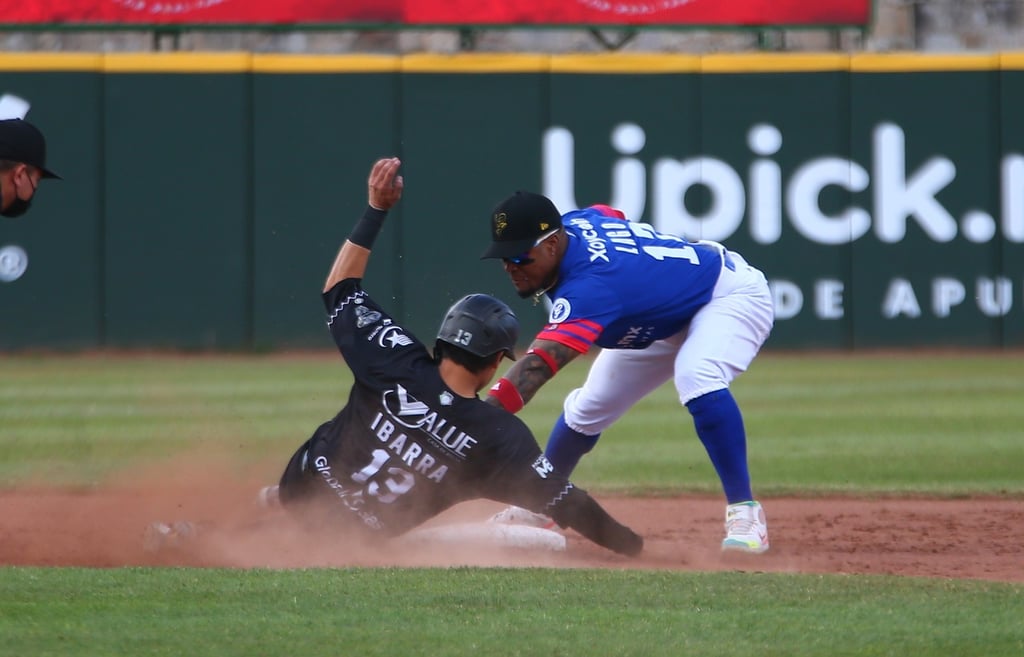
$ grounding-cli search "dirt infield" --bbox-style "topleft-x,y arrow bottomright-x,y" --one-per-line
1,464 -> 1020,583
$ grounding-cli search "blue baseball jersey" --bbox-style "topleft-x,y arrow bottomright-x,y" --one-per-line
539,206 -> 725,352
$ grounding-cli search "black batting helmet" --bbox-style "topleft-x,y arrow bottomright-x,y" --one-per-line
436,294 -> 519,361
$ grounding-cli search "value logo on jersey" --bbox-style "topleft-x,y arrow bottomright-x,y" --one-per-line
385,384 -> 429,419
549,298 -> 571,323
381,384 -> 478,458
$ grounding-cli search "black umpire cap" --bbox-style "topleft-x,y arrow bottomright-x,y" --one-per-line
481,191 -> 562,260
0,119 -> 61,179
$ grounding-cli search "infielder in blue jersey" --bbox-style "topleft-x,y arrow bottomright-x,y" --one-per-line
482,191 -> 774,553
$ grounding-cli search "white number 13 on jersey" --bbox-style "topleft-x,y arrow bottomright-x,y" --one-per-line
351,448 -> 415,503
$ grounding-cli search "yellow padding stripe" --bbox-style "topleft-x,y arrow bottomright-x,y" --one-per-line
0,52 -> 1022,74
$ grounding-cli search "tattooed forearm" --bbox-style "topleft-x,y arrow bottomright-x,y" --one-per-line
506,340 -> 581,405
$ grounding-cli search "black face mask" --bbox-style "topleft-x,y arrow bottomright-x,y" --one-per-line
2,197 -> 32,218
1,175 -> 35,218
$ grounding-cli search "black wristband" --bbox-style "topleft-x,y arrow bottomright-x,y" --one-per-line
347,206 -> 388,249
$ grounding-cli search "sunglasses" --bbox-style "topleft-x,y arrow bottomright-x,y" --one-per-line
502,228 -> 559,266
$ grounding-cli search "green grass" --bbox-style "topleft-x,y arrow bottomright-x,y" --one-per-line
1,568 -> 1021,657
581,352 -> 1024,496
0,355 -> 346,485
1,352 -> 1022,656
3,352 -> 1020,495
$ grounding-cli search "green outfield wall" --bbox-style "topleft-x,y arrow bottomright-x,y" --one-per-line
2,52 -> 1023,350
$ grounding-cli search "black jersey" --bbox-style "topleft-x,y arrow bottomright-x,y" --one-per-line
279,278 -> 641,556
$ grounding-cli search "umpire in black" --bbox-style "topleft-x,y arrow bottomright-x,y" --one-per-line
0,118 -> 60,218
271,157 -> 642,556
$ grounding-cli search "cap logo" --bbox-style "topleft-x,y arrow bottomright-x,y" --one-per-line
539,222 -> 549,231
494,212 -> 508,237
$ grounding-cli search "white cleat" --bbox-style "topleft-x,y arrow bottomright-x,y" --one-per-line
257,484 -> 281,509
488,505 -> 557,530
721,501 -> 770,554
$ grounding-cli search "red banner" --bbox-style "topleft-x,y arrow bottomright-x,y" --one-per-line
406,1 -> 871,26
0,0 -> 870,27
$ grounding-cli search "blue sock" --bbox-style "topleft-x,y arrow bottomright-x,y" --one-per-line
686,389 -> 753,504
544,412 -> 600,477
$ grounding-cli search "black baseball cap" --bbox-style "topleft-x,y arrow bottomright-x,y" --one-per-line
0,119 -> 61,179
481,191 -> 562,260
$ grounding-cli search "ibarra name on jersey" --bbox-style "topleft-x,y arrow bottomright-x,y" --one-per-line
368,412 -> 451,482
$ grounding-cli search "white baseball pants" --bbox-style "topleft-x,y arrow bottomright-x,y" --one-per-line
562,249 -> 775,435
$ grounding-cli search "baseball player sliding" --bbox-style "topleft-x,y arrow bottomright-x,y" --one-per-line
263,159 -> 642,556
482,192 -> 774,553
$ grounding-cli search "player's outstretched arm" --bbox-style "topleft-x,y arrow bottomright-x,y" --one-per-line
550,489 -> 643,557
323,157 -> 404,292
487,338 -> 581,413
